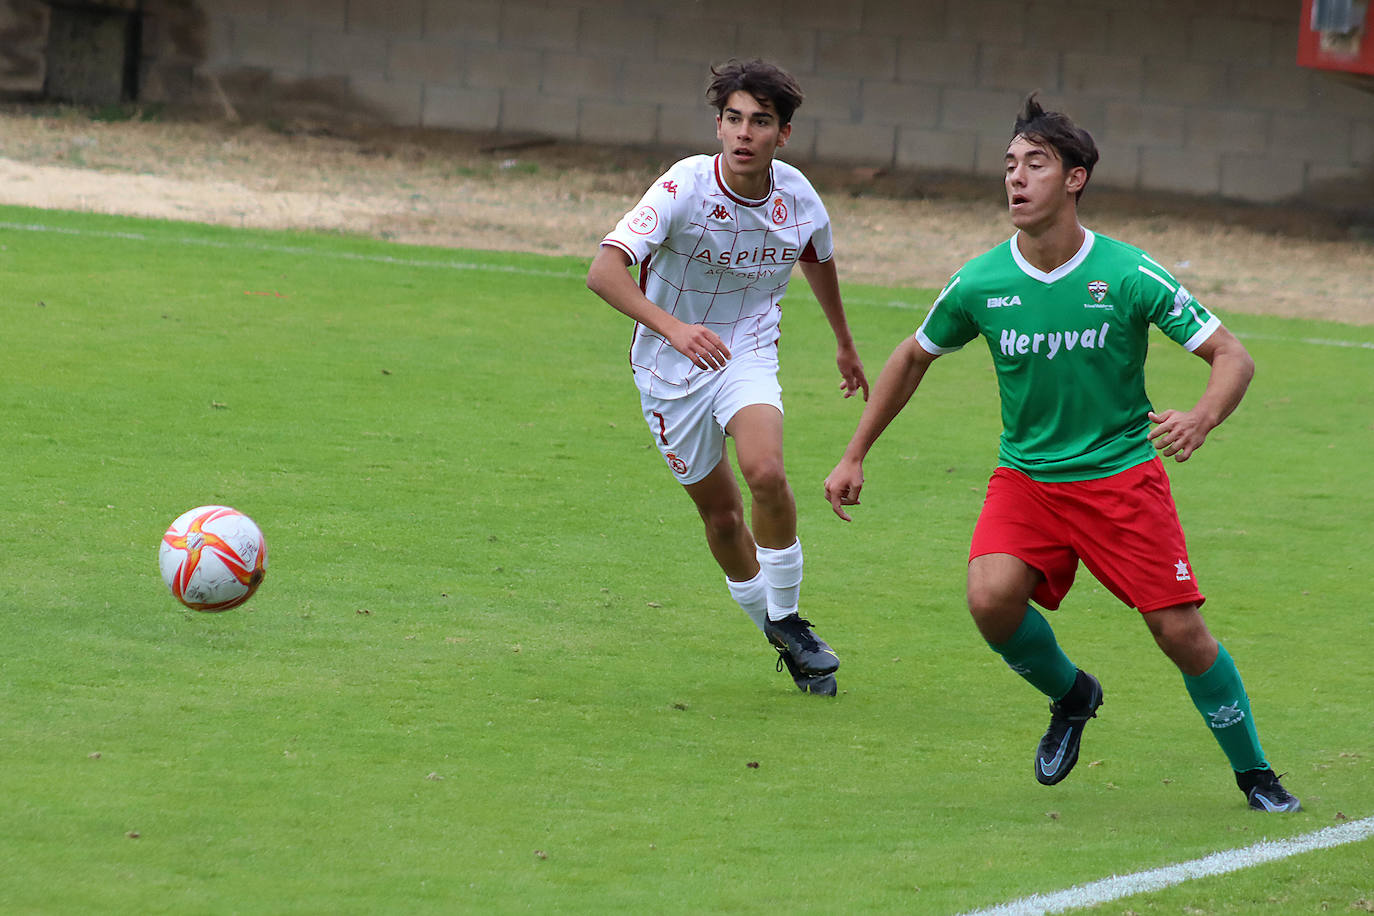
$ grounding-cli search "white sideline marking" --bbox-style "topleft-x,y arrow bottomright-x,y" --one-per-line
0,220 -> 585,280
4,218 -> 1373,351
1233,331 -> 1374,351
957,815 -> 1374,916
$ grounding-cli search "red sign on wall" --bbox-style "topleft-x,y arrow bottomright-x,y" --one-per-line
1298,0 -> 1374,75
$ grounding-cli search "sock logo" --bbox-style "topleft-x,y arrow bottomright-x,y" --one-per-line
1208,702 -> 1246,729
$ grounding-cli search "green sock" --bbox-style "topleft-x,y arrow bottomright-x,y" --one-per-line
1182,644 -> 1268,773
987,605 -> 1078,701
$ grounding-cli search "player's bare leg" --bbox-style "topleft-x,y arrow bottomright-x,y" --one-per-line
1142,604 -> 1217,676
966,553 -> 1040,643
682,449 -> 832,694
683,451 -> 758,582
727,404 -> 838,691
970,553 -> 1101,784
726,404 -> 794,550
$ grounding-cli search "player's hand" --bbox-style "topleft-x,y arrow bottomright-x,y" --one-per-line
824,459 -> 864,521
1147,409 -> 1211,462
668,322 -> 730,370
837,343 -> 869,401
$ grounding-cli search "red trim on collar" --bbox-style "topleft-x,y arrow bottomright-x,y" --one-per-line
712,154 -> 772,207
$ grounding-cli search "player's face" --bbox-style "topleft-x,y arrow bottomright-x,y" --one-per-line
1005,135 -> 1084,233
715,90 -> 791,196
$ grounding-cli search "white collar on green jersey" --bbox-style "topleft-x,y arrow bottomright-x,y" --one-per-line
1010,228 -> 1096,283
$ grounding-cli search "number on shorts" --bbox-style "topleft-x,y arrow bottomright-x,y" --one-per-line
651,410 -> 668,445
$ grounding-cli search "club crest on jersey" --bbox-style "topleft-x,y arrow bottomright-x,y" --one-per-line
1088,280 -> 1109,303
772,197 -> 788,224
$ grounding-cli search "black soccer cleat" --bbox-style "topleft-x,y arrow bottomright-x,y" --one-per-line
775,650 -> 838,697
763,614 -> 840,676
1236,768 -> 1302,812
1035,669 -> 1103,786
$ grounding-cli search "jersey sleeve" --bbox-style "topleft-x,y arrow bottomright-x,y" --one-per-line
915,274 -> 979,355
799,194 -> 833,263
601,164 -> 686,266
1134,254 -> 1221,351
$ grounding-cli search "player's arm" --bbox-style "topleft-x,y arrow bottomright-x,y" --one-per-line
586,245 -> 730,371
824,336 -> 940,520
1147,325 -> 1255,462
799,258 -> 868,400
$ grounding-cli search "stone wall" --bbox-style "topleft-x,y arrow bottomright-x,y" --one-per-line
5,0 -> 1374,204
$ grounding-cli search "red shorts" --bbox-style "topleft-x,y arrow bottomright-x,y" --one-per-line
969,458 -> 1205,613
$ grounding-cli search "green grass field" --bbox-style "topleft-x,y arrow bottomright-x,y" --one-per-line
1,204 -> 1370,914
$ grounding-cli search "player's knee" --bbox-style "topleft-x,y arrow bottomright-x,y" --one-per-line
740,458 -> 789,502
966,555 -> 1039,625
965,580 -> 1030,638
966,580 -> 1014,618
698,502 -> 746,541
1145,605 -> 1216,673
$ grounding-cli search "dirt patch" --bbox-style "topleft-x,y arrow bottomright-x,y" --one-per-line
1,105 -> 1371,325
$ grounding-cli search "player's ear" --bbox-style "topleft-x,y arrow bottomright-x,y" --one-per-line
777,122 -> 792,148
1065,165 -> 1087,195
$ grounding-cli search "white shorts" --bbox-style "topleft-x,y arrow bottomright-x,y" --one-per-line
639,353 -> 783,486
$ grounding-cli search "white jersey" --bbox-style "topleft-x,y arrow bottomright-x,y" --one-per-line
601,154 -> 833,399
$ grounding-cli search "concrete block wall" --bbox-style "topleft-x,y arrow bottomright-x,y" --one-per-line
0,0 -> 51,93
7,0 -> 1374,204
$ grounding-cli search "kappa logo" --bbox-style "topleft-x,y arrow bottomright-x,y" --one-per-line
986,295 -> 1022,309
708,204 -> 732,221
771,197 -> 788,224
1088,280 -> 1109,303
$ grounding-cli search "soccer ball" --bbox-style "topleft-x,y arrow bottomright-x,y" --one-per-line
158,505 -> 268,611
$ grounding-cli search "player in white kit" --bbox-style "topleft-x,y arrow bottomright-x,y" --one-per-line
587,59 -> 868,695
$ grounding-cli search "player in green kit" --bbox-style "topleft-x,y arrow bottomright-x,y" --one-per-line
824,94 -> 1300,812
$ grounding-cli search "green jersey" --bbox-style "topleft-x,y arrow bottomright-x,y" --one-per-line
917,229 -> 1220,482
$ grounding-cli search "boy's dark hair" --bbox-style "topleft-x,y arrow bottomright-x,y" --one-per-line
706,59 -> 804,126
1013,92 -> 1099,200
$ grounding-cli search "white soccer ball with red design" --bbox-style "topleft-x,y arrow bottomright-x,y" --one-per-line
158,505 -> 268,611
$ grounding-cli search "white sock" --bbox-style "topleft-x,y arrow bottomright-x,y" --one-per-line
726,571 -> 769,632
757,539 -> 803,622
